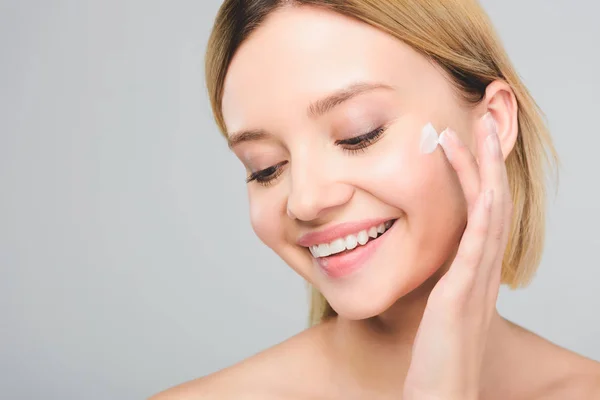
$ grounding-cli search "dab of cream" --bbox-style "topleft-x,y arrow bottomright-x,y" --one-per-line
420,122 -> 440,154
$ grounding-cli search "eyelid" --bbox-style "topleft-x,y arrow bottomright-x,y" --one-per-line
336,129 -> 377,145
337,120 -> 389,142
336,124 -> 388,152
246,161 -> 287,185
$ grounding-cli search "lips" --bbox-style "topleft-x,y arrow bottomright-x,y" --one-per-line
297,217 -> 396,248
308,219 -> 396,258
325,221 -> 393,256
311,218 -> 399,279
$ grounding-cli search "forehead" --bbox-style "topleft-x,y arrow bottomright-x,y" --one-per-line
221,6 -> 435,135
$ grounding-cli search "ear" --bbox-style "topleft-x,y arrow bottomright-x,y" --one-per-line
477,80 -> 518,160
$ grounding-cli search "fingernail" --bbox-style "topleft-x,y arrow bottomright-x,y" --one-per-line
486,131 -> 501,158
439,128 -> 461,161
437,128 -> 453,160
484,112 -> 497,136
439,127 -> 459,146
442,127 -> 458,143
484,113 -> 501,157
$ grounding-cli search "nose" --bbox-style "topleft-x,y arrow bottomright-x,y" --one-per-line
286,160 -> 354,222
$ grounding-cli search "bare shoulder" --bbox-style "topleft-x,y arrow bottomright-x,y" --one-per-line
541,354 -> 600,399
148,322 -> 333,400
535,362 -> 600,399
506,320 -> 600,399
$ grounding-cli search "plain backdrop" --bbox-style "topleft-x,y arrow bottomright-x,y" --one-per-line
1,1 -> 599,399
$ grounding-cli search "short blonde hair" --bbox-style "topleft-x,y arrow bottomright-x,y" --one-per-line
204,0 -> 558,327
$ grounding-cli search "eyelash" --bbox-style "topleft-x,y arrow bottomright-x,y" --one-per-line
246,161 -> 288,187
336,125 -> 387,154
246,125 -> 388,187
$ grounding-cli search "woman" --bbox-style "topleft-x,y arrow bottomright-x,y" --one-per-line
152,0 -> 600,398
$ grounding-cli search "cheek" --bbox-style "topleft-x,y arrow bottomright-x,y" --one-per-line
402,152 -> 467,251
248,186 -> 286,250
356,128 -> 467,257
359,126 -> 461,207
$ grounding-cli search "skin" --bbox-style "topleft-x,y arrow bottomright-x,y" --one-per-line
151,5 -> 600,400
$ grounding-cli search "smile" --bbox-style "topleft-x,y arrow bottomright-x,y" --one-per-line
308,219 -> 396,258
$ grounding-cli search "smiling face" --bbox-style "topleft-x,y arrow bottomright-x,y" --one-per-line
221,6 -> 477,319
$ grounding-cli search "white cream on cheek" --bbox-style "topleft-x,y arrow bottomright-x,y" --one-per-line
419,122 -> 440,154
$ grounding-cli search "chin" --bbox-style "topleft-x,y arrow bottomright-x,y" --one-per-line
320,249 -> 456,322
324,269 -> 435,321
330,293 -> 400,320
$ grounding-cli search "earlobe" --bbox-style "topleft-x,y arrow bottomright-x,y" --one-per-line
480,80 -> 519,160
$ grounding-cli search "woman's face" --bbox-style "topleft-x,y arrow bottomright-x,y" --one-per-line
222,6 -> 477,319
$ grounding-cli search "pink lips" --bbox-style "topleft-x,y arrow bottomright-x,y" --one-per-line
296,218 -> 393,248
297,218 -> 397,279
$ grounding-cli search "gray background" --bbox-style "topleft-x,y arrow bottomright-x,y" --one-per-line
1,1 -> 598,399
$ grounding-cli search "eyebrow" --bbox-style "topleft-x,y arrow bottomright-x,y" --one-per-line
227,81 -> 394,149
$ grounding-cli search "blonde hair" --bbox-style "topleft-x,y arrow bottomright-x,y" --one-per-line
205,0 -> 558,327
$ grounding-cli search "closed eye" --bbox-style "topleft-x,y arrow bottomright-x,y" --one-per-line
246,161 -> 288,186
336,125 -> 387,154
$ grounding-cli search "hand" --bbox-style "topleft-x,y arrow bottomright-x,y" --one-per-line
403,113 -> 512,400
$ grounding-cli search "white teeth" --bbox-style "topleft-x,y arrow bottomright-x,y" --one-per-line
345,234 -> 358,250
329,238 -> 346,254
368,226 -> 378,238
317,243 -> 331,257
308,220 -> 396,258
357,230 -> 368,245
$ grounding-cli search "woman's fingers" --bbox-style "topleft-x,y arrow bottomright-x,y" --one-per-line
435,112 -> 511,297
476,113 -> 511,286
430,188 -> 493,310
438,128 -> 481,212
406,115 -> 514,400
